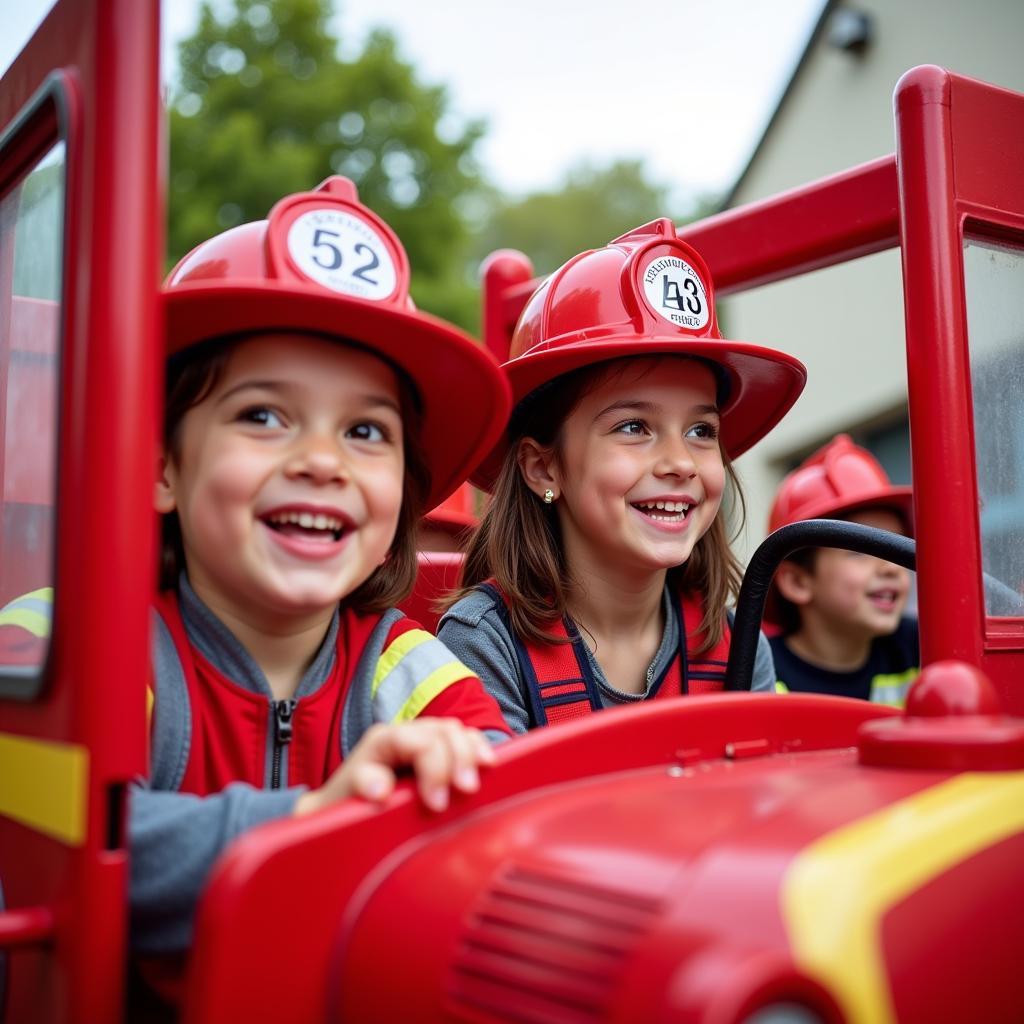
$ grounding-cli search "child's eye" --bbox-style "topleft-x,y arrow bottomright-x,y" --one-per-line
613,419 -> 649,436
239,406 -> 284,428
686,421 -> 720,441
347,421 -> 389,443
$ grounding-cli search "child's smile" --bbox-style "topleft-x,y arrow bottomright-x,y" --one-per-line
260,503 -> 353,556
630,496 -> 697,530
157,334 -> 405,630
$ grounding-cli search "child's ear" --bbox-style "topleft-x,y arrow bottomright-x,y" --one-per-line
774,560 -> 814,606
516,438 -> 560,502
155,452 -> 177,514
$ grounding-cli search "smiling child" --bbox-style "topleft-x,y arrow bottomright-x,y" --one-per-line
132,178 -> 512,995
439,221 -> 806,731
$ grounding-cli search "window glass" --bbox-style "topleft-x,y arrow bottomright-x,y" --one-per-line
0,141 -> 63,677
964,237 -> 1024,613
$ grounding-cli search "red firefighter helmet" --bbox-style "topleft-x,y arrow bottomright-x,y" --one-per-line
768,434 -> 914,534
163,176 -> 511,510
422,482 -> 478,533
471,218 -> 806,488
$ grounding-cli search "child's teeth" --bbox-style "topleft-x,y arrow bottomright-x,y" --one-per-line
269,511 -> 343,531
635,500 -> 691,515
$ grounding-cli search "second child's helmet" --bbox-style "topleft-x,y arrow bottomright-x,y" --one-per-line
163,176 -> 510,510
472,219 -> 806,488
768,434 -> 914,535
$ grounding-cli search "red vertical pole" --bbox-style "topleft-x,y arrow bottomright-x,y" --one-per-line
895,65 -> 984,669
481,249 -> 534,363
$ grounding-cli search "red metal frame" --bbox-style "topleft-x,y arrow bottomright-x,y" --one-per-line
0,2 -> 161,1021
895,66 -> 1024,695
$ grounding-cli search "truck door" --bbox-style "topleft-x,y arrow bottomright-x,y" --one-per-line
0,3 -> 161,1021
896,66 -> 1024,713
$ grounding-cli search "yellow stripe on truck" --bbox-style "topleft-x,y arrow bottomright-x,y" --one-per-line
0,731 -> 89,846
782,772 -> 1024,1023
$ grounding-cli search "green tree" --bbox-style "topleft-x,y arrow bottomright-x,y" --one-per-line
168,0 -> 486,327
471,160 -> 691,277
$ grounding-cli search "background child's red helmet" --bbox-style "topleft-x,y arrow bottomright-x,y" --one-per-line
422,482 -> 478,534
471,218 -> 806,489
163,176 -> 511,510
768,433 -> 914,535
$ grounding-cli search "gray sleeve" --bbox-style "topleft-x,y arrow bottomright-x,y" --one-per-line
438,594 -> 531,735
750,629 -> 777,692
129,781 -> 303,954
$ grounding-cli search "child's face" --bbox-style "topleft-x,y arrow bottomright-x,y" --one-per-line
157,334 -> 405,624
546,357 -> 725,579
803,508 -> 911,637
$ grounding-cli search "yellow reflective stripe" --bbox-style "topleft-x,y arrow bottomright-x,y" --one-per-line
870,668 -> 919,707
774,680 -> 790,693
0,607 -> 50,636
0,731 -> 88,846
782,772 -> 1024,1024
13,587 -> 53,604
146,686 -> 154,722
371,629 -> 434,697
390,660 -> 472,723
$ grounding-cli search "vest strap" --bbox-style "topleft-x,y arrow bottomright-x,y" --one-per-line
484,582 -> 734,726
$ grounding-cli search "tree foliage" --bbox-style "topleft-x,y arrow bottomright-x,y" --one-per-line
471,160 -> 679,277
168,0 -> 485,325
168,1 -> 712,333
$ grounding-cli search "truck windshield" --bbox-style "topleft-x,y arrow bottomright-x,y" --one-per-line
964,236 -> 1024,613
0,139 -> 63,679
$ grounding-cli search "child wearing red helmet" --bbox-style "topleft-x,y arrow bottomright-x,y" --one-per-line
766,434 -> 919,705
129,177 -> 512,986
438,221 -> 806,731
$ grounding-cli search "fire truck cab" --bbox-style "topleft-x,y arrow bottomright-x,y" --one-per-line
1,2 -> 1023,1022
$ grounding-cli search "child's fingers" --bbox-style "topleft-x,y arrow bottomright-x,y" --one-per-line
406,724 -> 459,812
348,760 -> 395,804
358,719 -> 497,812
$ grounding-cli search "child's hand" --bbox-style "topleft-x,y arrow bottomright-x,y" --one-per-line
293,718 -> 497,817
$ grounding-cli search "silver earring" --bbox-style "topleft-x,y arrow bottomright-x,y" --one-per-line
543,488 -> 555,504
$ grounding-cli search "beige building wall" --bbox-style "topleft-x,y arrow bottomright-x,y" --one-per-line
723,0 -> 1024,563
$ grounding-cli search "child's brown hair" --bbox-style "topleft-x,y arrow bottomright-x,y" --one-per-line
160,332 -> 430,612
454,356 -> 745,654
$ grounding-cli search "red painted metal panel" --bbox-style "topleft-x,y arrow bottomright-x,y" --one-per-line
882,832 -> 1024,1023
184,694 -> 893,1022
0,1 -> 161,1021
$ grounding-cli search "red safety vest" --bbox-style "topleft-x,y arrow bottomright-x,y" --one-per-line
154,590 -> 385,794
480,583 -> 732,727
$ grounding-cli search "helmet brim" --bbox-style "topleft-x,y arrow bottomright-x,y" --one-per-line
772,489 -> 915,536
164,281 -> 511,510
470,334 -> 807,489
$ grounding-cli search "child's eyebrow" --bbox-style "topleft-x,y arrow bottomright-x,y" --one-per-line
216,379 -> 286,404
595,399 -> 720,419
216,379 -> 401,415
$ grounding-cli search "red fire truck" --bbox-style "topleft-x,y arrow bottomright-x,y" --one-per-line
1,2 -> 1022,1022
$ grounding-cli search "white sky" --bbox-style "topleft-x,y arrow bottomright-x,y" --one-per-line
4,0 -> 825,205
